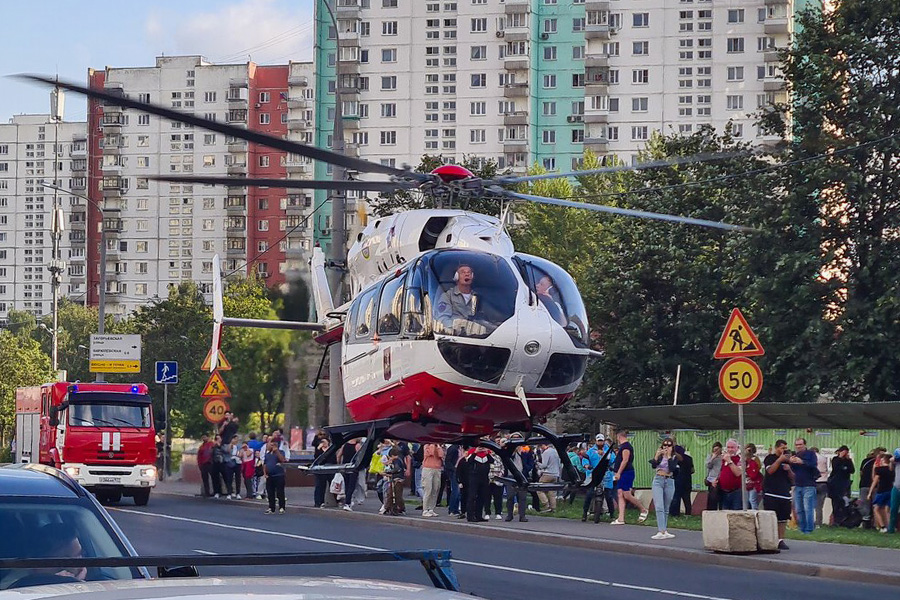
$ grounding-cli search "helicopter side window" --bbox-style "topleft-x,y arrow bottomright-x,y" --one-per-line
376,272 -> 406,336
351,286 -> 378,341
402,259 -> 429,337
514,253 -> 589,347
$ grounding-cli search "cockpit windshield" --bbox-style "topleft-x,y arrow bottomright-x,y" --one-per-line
514,254 -> 588,347
424,250 -> 518,339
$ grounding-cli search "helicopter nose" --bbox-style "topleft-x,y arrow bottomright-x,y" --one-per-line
502,305 -> 556,392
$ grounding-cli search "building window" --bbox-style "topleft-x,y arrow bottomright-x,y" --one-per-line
381,76 -> 397,90
471,73 -> 486,88
633,13 -> 649,27
204,91 -> 217,102
632,69 -> 649,84
543,74 -> 557,88
470,129 -> 486,143
259,113 -> 270,125
633,41 -> 649,55
631,126 -> 649,140
382,48 -> 397,62
543,18 -> 557,33
542,101 -> 557,116
727,66 -> 744,81
381,103 -> 397,117
728,9 -> 745,23
471,17 -> 488,32
471,45 -> 487,60
542,130 -> 556,144
137,115 -> 150,126
727,95 -> 744,110
543,46 -> 557,61
631,97 -> 649,112
382,21 -> 398,35
259,155 -> 270,167
380,131 -> 397,145
727,38 -> 745,53
470,101 -> 486,115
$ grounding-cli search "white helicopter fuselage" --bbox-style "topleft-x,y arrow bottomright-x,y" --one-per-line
316,209 -> 591,437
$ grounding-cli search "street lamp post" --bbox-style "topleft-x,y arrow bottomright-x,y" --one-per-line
42,181 -> 107,382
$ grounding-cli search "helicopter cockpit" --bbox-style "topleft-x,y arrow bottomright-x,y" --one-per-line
426,250 -> 518,339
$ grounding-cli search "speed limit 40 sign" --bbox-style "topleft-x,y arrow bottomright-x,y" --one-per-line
203,397 -> 230,423
718,357 -> 763,404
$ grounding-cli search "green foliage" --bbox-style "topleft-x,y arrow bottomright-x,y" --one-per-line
368,154 -> 507,217
779,0 -> 900,401
34,299 -> 102,382
0,328 -> 53,445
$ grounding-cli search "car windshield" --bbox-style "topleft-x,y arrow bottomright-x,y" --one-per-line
68,397 -> 151,429
514,254 -> 588,347
424,250 -> 518,339
0,500 -> 138,590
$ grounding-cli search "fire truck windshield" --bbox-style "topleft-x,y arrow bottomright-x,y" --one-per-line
67,395 -> 151,429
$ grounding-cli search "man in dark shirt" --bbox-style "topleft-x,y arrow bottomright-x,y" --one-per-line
789,437 -> 819,534
339,438 -> 361,511
613,430 -> 648,524
827,445 -> 855,523
764,439 -> 794,550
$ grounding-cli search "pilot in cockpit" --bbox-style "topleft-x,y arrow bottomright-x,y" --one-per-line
536,275 -> 566,326
435,264 -> 486,336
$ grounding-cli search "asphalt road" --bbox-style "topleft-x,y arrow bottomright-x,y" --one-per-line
109,495 -> 892,600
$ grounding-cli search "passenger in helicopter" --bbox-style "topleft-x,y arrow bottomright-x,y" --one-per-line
536,275 -> 566,327
434,264 -> 488,336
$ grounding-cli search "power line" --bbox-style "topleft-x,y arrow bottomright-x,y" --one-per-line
568,133 -> 900,203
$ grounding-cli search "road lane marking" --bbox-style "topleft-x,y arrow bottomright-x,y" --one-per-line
113,508 -> 733,600
193,550 -> 217,555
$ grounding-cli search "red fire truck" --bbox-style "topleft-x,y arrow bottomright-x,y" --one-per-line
15,381 -> 157,505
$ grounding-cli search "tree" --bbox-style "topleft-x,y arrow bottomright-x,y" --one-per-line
0,328 -> 53,447
34,299 -> 102,383
778,0 -> 900,401
367,154 -> 508,217
117,282 -> 214,437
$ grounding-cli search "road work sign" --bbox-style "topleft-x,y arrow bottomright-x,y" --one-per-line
200,370 -> 231,398
713,308 -> 764,359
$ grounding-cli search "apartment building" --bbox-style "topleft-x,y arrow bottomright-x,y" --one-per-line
86,56 -> 316,316
0,113 -> 87,324
314,0 -> 793,178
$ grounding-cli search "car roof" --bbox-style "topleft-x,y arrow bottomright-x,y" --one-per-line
0,465 -> 83,499
0,576 -> 479,599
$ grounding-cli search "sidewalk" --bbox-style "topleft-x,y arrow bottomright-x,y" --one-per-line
153,479 -> 900,587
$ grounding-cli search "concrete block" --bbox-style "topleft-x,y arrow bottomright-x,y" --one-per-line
702,510 -> 759,553
755,510 -> 779,551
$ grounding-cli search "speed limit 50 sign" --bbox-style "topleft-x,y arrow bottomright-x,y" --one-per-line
718,357 -> 763,404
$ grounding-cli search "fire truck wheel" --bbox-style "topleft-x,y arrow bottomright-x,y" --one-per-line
96,492 -> 122,505
133,489 -> 151,506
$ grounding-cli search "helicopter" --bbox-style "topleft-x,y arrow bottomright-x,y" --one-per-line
24,75 -> 749,492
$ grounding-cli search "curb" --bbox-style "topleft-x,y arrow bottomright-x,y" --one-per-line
153,488 -> 900,588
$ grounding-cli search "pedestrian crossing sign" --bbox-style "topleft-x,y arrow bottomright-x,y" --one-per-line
713,308 -> 764,359
200,370 -> 231,398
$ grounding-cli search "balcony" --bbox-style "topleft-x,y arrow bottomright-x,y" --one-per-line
69,231 -> 86,244
101,177 -> 128,194
288,118 -> 313,131
226,163 -> 247,175
503,111 -> 528,126
765,0 -> 789,5
337,83 -> 361,96
505,0 -> 529,13
585,24 -> 611,40
585,75 -> 608,96
584,136 -> 609,152
503,82 -> 529,98
764,18 -> 789,34
69,219 -> 86,230
70,179 -> 87,192
226,197 -> 247,213
585,0 -> 610,10
103,217 -> 123,233
285,196 -> 308,213
763,77 -> 786,91
585,54 -> 609,68
287,97 -> 311,109
289,75 -> 309,87
338,31 -> 360,46
286,161 -> 310,175
101,114 -> 126,128
502,138 -> 528,150
71,160 -> 87,172
227,139 -> 248,152
504,26 -> 529,42
226,223 -> 246,233
341,115 -> 360,130
335,0 -> 360,16
229,77 -> 249,88
504,55 -> 530,71
764,48 -> 780,63
284,246 -> 305,258
584,109 -> 609,124
70,140 -> 87,157
287,227 -> 308,239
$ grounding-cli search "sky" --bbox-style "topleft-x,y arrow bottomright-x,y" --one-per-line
1,0 -> 315,122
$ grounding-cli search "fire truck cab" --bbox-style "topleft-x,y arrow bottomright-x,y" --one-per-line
15,382 -> 157,505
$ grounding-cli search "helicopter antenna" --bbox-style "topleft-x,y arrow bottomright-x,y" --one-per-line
497,198 -> 512,238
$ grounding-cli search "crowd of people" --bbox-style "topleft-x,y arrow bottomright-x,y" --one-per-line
195,411 -> 292,514
193,417 -> 900,545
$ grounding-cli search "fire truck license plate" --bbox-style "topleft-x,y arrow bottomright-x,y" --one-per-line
99,476 -> 121,484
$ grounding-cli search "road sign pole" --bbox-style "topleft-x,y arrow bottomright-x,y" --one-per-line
739,404 -> 747,511
163,383 -> 169,481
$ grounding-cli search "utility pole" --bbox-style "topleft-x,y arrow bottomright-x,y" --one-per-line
48,86 -> 65,377
42,181 -> 106,382
323,0 -> 346,426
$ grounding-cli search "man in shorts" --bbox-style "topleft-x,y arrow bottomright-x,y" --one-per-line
612,429 -> 649,525
764,439 -> 794,550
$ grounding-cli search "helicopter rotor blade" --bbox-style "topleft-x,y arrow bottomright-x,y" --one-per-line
18,74 -> 423,181
488,152 -> 746,186
501,190 -> 755,232
151,175 -> 417,193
